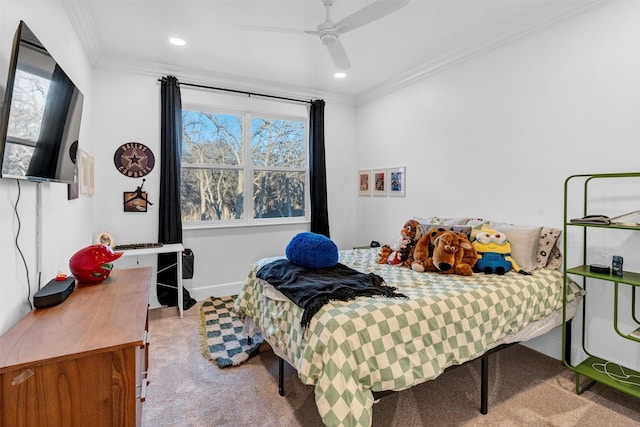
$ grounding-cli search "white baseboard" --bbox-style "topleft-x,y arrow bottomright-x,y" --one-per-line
522,327 -> 587,363
147,281 -> 244,309
522,329 -> 563,360
189,281 -> 244,302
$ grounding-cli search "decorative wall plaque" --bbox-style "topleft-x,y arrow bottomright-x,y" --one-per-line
113,142 -> 155,178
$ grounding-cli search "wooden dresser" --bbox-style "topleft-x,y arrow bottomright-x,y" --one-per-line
0,267 -> 151,427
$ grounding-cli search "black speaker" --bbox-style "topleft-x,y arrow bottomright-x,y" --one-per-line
34,277 -> 75,308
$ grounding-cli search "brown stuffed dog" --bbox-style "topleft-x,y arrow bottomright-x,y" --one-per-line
377,219 -> 424,267
412,227 -> 477,276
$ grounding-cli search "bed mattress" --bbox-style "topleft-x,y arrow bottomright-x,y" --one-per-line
234,248 -> 584,427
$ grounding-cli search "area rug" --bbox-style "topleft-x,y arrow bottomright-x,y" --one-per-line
199,295 -> 264,368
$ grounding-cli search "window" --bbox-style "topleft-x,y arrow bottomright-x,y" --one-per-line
3,66 -> 51,176
181,108 -> 308,225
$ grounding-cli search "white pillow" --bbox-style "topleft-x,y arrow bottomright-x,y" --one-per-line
487,222 -> 542,272
414,216 -> 469,226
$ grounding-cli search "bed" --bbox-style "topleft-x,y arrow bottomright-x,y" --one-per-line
234,247 -> 584,427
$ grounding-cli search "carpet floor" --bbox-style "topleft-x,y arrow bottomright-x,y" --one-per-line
143,301 -> 640,426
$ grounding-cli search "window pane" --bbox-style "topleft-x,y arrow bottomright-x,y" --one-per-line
181,168 -> 244,221
8,69 -> 50,142
253,171 -> 305,219
183,111 -> 243,166
1,142 -> 33,176
251,118 -> 305,168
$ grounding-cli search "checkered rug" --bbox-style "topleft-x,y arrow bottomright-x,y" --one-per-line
199,295 -> 264,368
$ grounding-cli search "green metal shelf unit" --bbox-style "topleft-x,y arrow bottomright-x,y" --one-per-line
562,172 -> 640,400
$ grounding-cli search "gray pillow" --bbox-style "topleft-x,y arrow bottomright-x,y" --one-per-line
537,227 -> 562,269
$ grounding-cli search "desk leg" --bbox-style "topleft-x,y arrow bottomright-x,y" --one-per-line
177,250 -> 184,318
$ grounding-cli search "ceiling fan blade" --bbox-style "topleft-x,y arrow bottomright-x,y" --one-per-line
238,24 -> 310,35
335,0 -> 409,34
324,37 -> 351,70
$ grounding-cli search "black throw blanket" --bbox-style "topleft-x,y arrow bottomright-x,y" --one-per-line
256,259 -> 407,330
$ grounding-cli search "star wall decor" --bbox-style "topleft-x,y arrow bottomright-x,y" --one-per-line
113,142 -> 155,178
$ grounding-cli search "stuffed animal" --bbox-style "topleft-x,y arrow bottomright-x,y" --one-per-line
412,227 -> 477,276
472,228 -> 529,275
377,219 -> 424,267
376,245 -> 393,264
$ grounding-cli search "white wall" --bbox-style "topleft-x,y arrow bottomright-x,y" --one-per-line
0,1 -> 357,328
0,2 -> 94,335
90,68 -> 359,305
181,96 -> 359,301
354,0 -> 640,365
3,0 -> 637,368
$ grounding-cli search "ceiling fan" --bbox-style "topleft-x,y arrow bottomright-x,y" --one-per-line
249,0 -> 409,70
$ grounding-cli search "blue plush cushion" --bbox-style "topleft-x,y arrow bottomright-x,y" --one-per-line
286,232 -> 338,269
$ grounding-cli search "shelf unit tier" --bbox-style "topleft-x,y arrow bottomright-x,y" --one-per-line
566,265 -> 640,287
567,223 -> 640,231
572,355 -> 640,399
563,172 -> 640,403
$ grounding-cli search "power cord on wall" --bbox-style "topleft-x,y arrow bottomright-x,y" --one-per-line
14,180 -> 33,310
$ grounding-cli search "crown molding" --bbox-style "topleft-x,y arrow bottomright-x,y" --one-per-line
95,54 -> 356,107
355,0 -> 614,105
62,0 -> 613,108
61,0 -> 103,64
61,0 -> 354,106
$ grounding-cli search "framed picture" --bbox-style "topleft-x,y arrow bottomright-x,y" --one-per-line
358,170 -> 371,196
372,168 -> 387,196
78,149 -> 95,195
123,191 -> 149,212
67,162 -> 79,200
389,166 -> 406,197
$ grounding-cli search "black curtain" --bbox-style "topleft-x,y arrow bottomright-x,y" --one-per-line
27,65 -> 74,179
309,99 -> 330,237
157,75 -> 196,310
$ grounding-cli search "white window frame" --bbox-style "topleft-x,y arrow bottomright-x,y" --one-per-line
181,103 -> 310,230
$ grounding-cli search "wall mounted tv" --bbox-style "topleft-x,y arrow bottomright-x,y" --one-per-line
0,21 -> 84,184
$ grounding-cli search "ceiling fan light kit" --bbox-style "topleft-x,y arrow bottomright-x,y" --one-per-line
314,0 -> 408,69
320,33 -> 337,46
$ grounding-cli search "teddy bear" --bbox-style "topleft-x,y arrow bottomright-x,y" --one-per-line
472,227 -> 530,275
377,219 -> 424,267
412,227 -> 477,276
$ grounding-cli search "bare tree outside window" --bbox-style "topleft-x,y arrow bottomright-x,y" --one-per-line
181,109 -> 308,224
2,69 -> 49,176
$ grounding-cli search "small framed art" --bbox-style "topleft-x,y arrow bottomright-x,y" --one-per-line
78,149 -> 95,195
358,170 -> 371,196
372,168 -> 387,196
123,191 -> 149,212
389,166 -> 406,197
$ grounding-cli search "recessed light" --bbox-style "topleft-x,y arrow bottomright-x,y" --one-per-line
169,37 -> 186,46
334,72 -> 346,78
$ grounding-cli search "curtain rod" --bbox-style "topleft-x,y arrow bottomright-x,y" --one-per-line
158,78 -> 313,105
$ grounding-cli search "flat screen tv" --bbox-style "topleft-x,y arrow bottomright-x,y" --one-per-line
0,21 -> 84,184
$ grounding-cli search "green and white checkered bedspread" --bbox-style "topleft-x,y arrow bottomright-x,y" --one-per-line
234,248 -> 584,427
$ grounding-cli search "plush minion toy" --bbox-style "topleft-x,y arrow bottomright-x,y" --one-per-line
472,228 -> 530,275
